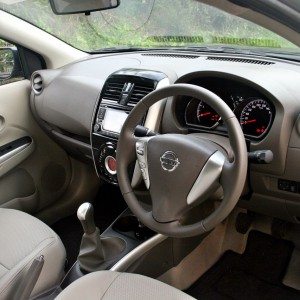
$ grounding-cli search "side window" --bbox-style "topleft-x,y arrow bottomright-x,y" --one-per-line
0,38 -> 24,86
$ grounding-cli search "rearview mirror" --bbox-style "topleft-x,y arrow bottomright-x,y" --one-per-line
49,0 -> 120,15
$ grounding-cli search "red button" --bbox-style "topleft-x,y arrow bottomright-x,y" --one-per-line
105,156 -> 117,174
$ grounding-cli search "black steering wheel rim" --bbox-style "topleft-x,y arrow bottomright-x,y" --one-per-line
117,83 -> 248,238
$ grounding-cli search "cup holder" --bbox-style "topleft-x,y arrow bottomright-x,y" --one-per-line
113,215 -> 155,241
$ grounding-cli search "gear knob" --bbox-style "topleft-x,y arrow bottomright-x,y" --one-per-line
77,202 -> 96,234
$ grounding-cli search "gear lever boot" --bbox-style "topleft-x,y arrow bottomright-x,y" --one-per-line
77,202 -> 105,272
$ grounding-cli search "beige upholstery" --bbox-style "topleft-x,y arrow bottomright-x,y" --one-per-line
56,271 -> 195,300
0,208 -> 66,299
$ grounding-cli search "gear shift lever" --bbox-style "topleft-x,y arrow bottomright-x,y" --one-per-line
77,202 -> 105,272
77,203 -> 96,234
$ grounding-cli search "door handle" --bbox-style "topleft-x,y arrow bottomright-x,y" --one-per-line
0,136 -> 32,164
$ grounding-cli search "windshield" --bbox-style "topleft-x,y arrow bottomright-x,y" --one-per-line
0,0 -> 298,54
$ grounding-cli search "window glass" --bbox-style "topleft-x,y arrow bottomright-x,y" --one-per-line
0,0 -> 298,54
0,39 -> 24,86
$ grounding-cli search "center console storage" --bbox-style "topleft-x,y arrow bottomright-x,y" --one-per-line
113,214 -> 155,241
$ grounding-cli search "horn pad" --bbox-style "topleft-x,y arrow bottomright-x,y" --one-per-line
147,134 -> 217,223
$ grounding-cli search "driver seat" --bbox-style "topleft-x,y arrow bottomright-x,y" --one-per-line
56,271 -> 195,300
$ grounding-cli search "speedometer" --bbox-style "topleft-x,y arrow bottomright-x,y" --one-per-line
240,99 -> 273,138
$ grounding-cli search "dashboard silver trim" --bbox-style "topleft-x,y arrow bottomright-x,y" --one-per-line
0,143 -> 31,165
110,233 -> 167,272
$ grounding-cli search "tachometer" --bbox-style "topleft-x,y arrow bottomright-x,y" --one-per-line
197,101 -> 220,128
240,99 -> 272,138
185,98 -> 220,128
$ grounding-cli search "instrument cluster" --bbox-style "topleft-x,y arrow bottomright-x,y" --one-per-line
178,77 -> 275,139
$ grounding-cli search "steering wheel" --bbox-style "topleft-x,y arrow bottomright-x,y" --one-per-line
116,84 -> 248,238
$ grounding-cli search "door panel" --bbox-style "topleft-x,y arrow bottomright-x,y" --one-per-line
0,79 -> 72,213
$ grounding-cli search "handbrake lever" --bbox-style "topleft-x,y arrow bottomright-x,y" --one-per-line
14,255 -> 44,300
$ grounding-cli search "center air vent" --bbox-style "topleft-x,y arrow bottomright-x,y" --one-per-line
128,83 -> 155,106
31,73 -> 43,95
206,56 -> 274,65
101,77 -> 156,106
102,79 -> 124,102
100,69 -> 166,108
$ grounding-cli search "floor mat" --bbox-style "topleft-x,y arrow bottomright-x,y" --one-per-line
187,230 -> 300,300
52,184 -> 127,270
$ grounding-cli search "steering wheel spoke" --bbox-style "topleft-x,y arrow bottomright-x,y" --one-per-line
219,159 -> 235,195
187,151 -> 225,206
135,137 -> 154,189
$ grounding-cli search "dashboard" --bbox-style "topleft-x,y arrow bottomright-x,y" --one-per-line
174,77 -> 275,140
29,51 -> 300,225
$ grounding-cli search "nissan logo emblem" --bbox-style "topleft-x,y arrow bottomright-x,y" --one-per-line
160,151 -> 180,172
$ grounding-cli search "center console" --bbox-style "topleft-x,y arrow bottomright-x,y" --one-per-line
91,68 -> 168,184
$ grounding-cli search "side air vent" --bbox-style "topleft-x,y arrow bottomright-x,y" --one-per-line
128,83 -> 155,106
206,56 -> 274,65
31,73 -> 43,95
102,79 -> 124,102
142,53 -> 199,59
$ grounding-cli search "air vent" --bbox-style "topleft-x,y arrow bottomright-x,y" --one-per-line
102,79 -> 124,102
206,56 -> 274,65
128,83 -> 155,106
31,73 -> 43,95
142,53 -> 199,59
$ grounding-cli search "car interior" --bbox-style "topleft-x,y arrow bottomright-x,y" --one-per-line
0,0 -> 300,299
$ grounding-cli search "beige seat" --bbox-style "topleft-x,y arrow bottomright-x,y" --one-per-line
56,271 -> 195,300
0,208 -> 66,299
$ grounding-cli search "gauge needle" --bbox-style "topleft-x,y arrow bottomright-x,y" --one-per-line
198,112 -> 211,117
241,119 -> 257,125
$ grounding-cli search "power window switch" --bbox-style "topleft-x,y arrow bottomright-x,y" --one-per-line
278,179 -> 290,191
